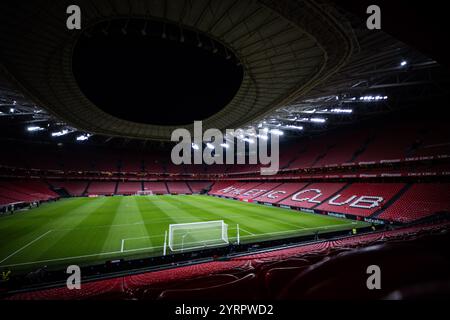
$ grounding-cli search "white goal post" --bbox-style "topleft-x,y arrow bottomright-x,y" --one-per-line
136,190 -> 154,196
167,220 -> 229,252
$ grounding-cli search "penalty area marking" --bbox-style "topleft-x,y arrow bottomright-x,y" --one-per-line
239,222 -> 358,239
1,223 -> 359,268
0,244 -> 166,268
238,227 -> 255,236
120,227 -> 256,252
0,230 -> 53,265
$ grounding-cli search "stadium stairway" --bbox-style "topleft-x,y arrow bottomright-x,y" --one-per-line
349,135 -> 373,163
114,181 -> 119,195
309,182 -> 352,210
186,182 -> 193,194
82,181 -> 91,196
369,183 -> 414,219
51,185 -> 70,198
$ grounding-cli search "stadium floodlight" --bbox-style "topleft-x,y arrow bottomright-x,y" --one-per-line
331,108 -> 353,114
285,125 -> 303,131
270,129 -> 284,136
76,134 -> 91,141
27,126 -> 44,132
310,118 -> 326,123
51,129 -> 70,137
9,108 -> 15,113
360,95 -> 388,102
191,143 -> 199,150
400,60 -> 407,67
220,143 -> 230,148
257,134 -> 268,140
167,220 -> 229,252
206,142 -> 215,149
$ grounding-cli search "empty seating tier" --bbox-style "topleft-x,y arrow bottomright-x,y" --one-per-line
378,183 -> 450,223
315,183 -> 405,217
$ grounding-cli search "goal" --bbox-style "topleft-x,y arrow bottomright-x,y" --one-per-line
136,190 -> 154,196
167,220 -> 229,252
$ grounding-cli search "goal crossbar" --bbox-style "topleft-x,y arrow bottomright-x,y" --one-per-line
136,190 -> 153,195
168,220 -> 229,252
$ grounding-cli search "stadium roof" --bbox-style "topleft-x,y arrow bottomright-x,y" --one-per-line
0,0 -> 355,141
0,0 -> 449,144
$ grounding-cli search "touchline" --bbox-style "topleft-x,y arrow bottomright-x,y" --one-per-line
171,121 -> 280,175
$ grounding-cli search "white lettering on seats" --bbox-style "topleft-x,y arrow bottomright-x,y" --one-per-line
350,196 -> 384,209
230,189 -> 245,195
219,187 -> 235,194
291,189 -> 322,203
242,189 -> 267,197
328,194 -> 357,206
267,190 -> 286,199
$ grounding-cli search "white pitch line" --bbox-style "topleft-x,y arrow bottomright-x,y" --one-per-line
0,230 -> 53,264
0,245 -> 166,268
0,222 -> 360,268
239,223 -> 356,239
239,227 -> 255,236
120,239 -> 125,253
122,235 -> 162,241
0,251 -> 123,268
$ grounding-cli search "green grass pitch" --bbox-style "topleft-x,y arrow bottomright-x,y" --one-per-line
0,195 -> 369,273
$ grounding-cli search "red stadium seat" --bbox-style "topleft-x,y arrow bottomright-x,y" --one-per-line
253,183 -> 309,204
315,183 -> 405,217
379,183 -> 450,222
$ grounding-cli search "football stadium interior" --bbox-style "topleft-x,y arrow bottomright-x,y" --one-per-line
0,0 -> 449,302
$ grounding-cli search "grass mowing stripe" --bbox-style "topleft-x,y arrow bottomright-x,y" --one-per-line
177,195 -> 310,233
35,197 -> 122,262
0,195 -> 370,272
0,197 -> 108,263
196,195 -> 353,228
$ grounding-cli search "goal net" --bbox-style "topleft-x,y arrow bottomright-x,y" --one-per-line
136,190 -> 153,196
168,220 -> 229,252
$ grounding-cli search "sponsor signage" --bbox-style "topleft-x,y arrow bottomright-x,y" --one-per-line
327,212 -> 347,219
364,218 -> 385,225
